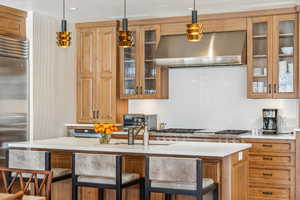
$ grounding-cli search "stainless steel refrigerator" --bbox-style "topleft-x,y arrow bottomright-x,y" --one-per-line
0,36 -> 29,162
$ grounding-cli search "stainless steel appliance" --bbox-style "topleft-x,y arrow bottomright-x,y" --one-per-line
153,129 -> 249,135
215,130 -> 249,135
153,128 -> 204,133
123,114 -> 157,130
154,31 -> 246,67
0,36 -> 29,160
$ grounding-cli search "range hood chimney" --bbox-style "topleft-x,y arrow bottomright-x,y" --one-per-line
154,31 -> 246,67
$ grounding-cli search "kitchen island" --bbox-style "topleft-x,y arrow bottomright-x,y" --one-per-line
8,137 -> 251,200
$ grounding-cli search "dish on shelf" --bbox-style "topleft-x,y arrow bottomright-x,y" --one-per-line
281,47 -> 293,55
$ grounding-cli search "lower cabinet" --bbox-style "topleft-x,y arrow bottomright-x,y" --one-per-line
242,139 -> 296,200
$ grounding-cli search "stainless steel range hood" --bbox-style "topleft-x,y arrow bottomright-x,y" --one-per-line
154,31 -> 246,67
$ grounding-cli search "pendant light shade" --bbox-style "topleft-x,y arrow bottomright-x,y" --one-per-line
57,0 -> 71,48
119,0 -> 133,48
186,0 -> 203,42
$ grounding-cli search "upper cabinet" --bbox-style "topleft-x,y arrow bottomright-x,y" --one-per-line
0,5 -> 26,40
120,25 -> 169,99
247,14 -> 298,99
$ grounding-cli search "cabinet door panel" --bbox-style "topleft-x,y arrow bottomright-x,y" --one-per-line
140,25 -> 161,98
77,29 -> 97,75
120,27 -> 140,98
77,77 -> 95,123
96,27 -> 116,123
97,78 -> 115,123
247,16 -> 273,98
272,14 -> 298,98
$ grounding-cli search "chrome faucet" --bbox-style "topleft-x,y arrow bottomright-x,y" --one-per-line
127,122 -> 149,146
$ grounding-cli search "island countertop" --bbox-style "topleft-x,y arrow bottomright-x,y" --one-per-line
8,137 -> 251,157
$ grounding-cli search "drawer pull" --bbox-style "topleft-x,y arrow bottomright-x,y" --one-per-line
263,157 -> 273,161
262,173 -> 273,177
262,144 -> 273,148
262,191 -> 273,195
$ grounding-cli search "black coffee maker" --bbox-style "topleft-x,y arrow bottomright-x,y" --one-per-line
263,109 -> 278,134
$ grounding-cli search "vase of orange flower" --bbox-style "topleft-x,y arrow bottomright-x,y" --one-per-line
94,123 -> 118,144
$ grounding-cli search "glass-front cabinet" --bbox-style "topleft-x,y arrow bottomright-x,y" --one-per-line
273,14 -> 298,98
247,14 -> 298,99
120,25 -> 168,99
121,27 -> 138,97
248,16 -> 273,98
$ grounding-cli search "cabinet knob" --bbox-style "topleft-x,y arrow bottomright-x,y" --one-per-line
262,191 -> 273,195
262,173 -> 273,177
263,157 -> 273,161
268,84 -> 272,94
274,84 -> 277,93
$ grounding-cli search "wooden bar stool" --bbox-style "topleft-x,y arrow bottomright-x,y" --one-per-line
145,156 -> 218,200
6,149 -> 72,183
0,167 -> 53,200
72,153 -> 144,200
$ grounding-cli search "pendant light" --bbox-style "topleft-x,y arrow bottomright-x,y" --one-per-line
119,0 -> 133,48
186,0 -> 203,42
57,0 -> 71,48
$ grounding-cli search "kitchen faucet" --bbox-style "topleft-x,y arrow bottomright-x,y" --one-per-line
127,122 -> 149,146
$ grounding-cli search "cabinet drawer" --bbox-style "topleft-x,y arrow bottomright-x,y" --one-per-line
249,187 -> 290,200
249,153 -> 295,166
249,168 -> 293,186
244,140 -> 295,153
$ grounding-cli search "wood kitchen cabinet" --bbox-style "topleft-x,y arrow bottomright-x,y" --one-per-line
120,25 -> 169,99
0,5 -> 26,40
247,14 -> 298,99
76,23 -> 127,123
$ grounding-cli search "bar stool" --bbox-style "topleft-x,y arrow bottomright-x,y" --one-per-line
6,149 -> 72,183
72,153 -> 144,200
145,156 -> 218,200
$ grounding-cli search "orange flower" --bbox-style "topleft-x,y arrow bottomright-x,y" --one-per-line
106,128 -> 113,135
94,123 -> 118,135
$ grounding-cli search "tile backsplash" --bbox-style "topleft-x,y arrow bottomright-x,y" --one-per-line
129,66 -> 298,132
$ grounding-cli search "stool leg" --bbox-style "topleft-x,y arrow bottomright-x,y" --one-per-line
213,187 -> 218,200
99,188 -> 105,200
72,184 -> 78,200
116,188 -> 122,200
165,193 -> 171,200
196,195 -> 203,200
139,179 -> 145,200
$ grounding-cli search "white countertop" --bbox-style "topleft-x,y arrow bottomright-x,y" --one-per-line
8,137 -> 251,158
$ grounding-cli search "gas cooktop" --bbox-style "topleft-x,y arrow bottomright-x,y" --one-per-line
153,128 -> 249,135
153,128 -> 204,133
215,130 -> 249,135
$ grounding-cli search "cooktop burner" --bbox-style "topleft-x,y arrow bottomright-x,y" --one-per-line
153,128 -> 204,133
215,130 -> 249,135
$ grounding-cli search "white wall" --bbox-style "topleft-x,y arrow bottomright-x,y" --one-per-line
28,12 -> 76,140
129,66 -> 298,132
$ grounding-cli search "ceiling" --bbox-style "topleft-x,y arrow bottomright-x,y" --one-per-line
0,0 -> 299,22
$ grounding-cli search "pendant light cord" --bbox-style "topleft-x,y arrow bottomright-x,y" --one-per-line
194,0 -> 196,10
124,0 -> 127,18
63,0 -> 66,19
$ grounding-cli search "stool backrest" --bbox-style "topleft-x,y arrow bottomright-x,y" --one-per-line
74,153 -> 118,178
147,157 -> 201,184
7,149 -> 49,171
